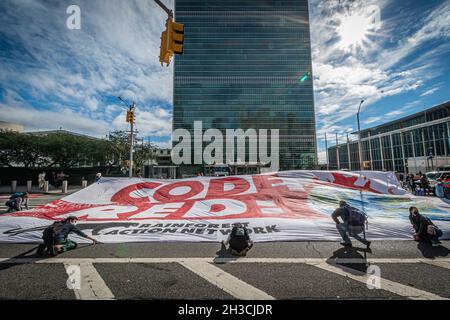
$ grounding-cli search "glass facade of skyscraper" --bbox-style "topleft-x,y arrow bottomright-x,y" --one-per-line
173,0 -> 317,170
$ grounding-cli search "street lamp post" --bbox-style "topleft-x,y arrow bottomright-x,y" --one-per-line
356,99 -> 365,171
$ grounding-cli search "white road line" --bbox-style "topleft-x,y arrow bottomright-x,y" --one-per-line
64,262 -> 115,300
306,261 -> 448,300
2,257 -> 450,264
422,260 -> 450,270
179,260 -> 275,300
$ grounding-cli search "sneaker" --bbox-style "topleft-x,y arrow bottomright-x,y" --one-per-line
340,242 -> 352,247
36,244 -> 46,256
50,246 -> 59,256
431,242 -> 440,247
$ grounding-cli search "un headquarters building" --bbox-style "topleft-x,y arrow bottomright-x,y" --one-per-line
173,0 -> 317,172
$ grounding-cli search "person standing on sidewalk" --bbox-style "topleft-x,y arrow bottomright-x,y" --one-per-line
38,172 -> 46,190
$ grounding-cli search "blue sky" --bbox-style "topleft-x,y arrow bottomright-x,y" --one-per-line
0,0 -> 449,159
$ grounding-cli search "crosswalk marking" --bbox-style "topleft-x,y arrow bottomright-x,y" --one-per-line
2,256 -> 449,300
179,260 -> 275,300
2,257 -> 450,264
64,262 -> 115,300
422,260 -> 450,270
306,261 -> 448,300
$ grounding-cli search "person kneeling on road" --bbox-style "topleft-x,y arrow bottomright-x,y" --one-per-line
37,216 -> 97,256
409,206 -> 442,247
5,192 -> 29,213
222,223 -> 253,256
332,200 -> 371,249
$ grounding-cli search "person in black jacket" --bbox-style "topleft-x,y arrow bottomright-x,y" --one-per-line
409,207 -> 442,247
222,223 -> 253,256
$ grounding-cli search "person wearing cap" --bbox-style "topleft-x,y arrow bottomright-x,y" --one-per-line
222,223 -> 253,256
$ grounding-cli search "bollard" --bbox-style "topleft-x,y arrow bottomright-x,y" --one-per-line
44,181 -> 49,192
62,180 -> 68,194
27,180 -> 32,193
82,180 -> 87,188
11,180 -> 17,193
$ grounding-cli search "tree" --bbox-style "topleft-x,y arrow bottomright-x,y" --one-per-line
0,131 -> 50,168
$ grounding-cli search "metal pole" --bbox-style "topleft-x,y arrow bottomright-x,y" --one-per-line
347,133 -> 351,171
400,132 -> 407,174
432,129 -> 437,156
357,100 -> 364,171
380,136 -> 385,171
129,103 -> 135,178
154,0 -> 173,17
368,132 -> 373,170
411,131 -> 417,173
390,134 -> 395,172
446,122 -> 450,156
336,133 -> 340,170
325,133 -> 329,170
421,129 -> 426,158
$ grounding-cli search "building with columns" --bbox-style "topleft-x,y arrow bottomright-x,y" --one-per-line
327,100 -> 450,174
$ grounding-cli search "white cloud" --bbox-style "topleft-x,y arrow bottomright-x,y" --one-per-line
0,91 -> 109,136
420,86 -> 441,97
112,105 -> 172,137
85,96 -> 99,111
310,0 -> 450,135
317,151 -> 327,164
0,0 -> 174,138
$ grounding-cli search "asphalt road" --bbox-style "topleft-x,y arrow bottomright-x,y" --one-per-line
1,192 -> 449,300
0,241 -> 449,300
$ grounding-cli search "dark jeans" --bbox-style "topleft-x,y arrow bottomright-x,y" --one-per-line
336,223 -> 368,245
229,237 -> 252,253
417,228 -> 443,244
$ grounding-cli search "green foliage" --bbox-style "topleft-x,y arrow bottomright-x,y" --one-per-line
0,130 -> 157,171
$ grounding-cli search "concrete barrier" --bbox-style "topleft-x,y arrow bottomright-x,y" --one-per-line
44,181 -> 49,192
62,181 -> 68,194
11,180 -> 17,193
27,181 -> 32,192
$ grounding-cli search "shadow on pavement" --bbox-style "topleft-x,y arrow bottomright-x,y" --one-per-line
0,243 -> 95,271
213,242 -> 237,263
417,242 -> 449,259
0,245 -> 43,272
326,246 -> 371,274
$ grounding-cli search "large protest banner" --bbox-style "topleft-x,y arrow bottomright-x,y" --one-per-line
1,170 -> 449,243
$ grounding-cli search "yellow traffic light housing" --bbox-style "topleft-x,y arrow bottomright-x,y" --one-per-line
159,29 -> 171,66
126,110 -> 135,124
159,17 -> 184,66
169,19 -> 184,54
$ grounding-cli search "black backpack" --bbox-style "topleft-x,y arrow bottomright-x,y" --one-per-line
42,221 -> 65,245
344,205 -> 368,228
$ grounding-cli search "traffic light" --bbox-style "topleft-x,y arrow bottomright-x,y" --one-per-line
159,28 -> 171,66
169,19 -> 184,54
126,110 -> 135,124
159,17 -> 184,66
299,71 -> 311,83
